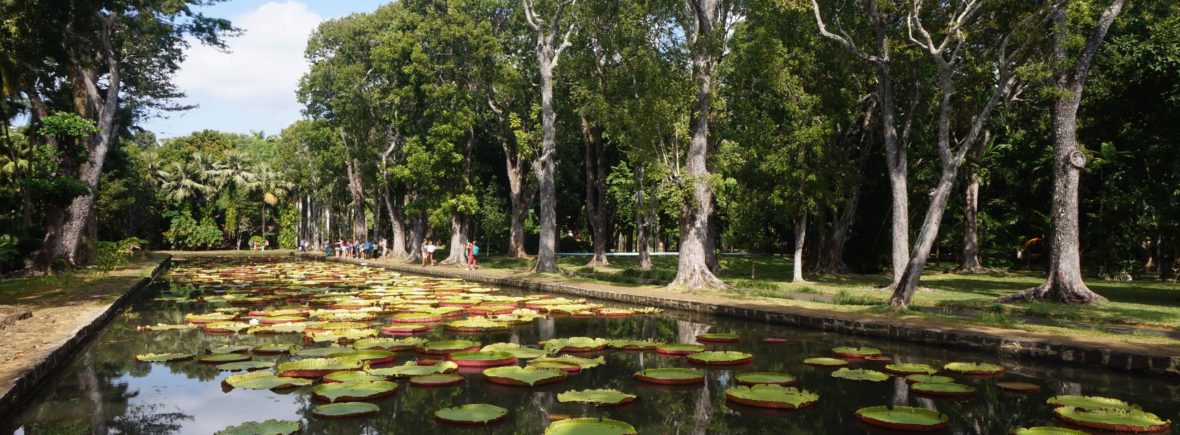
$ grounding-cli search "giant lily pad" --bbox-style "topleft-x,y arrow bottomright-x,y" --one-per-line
803,357 -> 848,367
204,322 -> 251,333
295,347 -> 358,358
634,367 -> 704,385
311,402 -> 379,419
911,382 -> 977,398
541,337 -> 609,352
483,366 -> 567,387
137,323 -> 195,332
997,381 -> 1041,393
186,312 -> 237,324
216,361 -> 275,372
735,372 -> 797,386
449,351 -> 518,367
214,419 -> 300,435
417,339 -> 481,355
696,332 -> 739,343
199,353 -> 251,364
855,406 -> 950,431
311,380 -> 398,402
1046,395 -> 1139,411
529,355 -> 605,370
545,418 -> 637,435
323,371 -> 387,383
687,351 -> 753,366
210,345 -> 252,354
134,353 -> 193,363
306,328 -> 376,343
223,370 -> 313,390
392,312 -> 442,323
557,389 -> 637,406
656,343 -> 707,356
884,363 -> 938,375
354,337 -> 425,351
253,344 -> 298,355
725,385 -> 818,410
943,361 -> 1003,375
276,357 -> 363,378
435,403 -> 509,425
831,368 -> 889,382
481,343 -> 547,359
1012,427 -> 1088,435
366,361 -> 458,378
380,323 -> 431,334
905,374 -> 955,384
1053,406 -> 1171,433
410,373 -> 465,387
832,346 -> 882,358
607,339 -> 662,350
445,318 -> 509,332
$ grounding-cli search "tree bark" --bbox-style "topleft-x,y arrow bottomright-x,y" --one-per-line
1001,0 -> 1124,304
670,0 -> 727,290
506,162 -> 532,258
407,208 -> 426,263
579,113 -> 610,268
440,213 -> 469,265
380,133 -> 407,258
792,214 -> 808,283
345,159 -> 367,242
636,165 -> 653,271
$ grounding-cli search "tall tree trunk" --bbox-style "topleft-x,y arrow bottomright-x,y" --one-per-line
380,134 -> 407,258
580,113 -> 610,268
441,213 -> 469,265
506,162 -> 532,258
793,214 -> 808,282
671,0 -> 727,290
817,188 -> 859,274
1002,0 -> 1124,304
407,208 -> 426,263
636,165 -> 653,271
959,167 -> 985,273
345,159 -> 367,241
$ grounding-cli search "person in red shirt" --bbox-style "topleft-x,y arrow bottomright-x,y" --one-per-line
465,240 -> 478,270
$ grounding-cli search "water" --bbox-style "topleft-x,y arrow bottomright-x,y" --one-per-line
6,258 -> 1178,434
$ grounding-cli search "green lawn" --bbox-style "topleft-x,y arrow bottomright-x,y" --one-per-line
478,254 -> 1180,332
0,254 -> 164,308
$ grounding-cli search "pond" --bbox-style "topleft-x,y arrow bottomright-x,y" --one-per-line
6,257 -> 1177,434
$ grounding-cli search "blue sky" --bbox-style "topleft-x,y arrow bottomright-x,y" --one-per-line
140,1 -> 389,138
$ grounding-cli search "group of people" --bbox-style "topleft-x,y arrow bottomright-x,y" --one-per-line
419,238 -> 479,270
249,239 -> 270,251
304,238 -> 389,259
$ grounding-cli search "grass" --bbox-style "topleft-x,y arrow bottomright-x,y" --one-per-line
465,253 -> 1180,345
0,254 -> 164,307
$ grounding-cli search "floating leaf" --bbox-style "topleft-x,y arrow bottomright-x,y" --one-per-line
803,357 -> 848,367
911,382 -> 977,397
418,340 -> 480,354
366,361 -> 458,378
481,343 -> 547,359
210,345 -> 252,354
735,372 -> 796,386
634,368 -> 704,385
656,343 -> 706,355
529,354 -> 605,369
696,332 -> 739,342
687,351 -> 753,366
223,370 -> 313,390
483,366 -> 567,387
1053,406 -> 1171,433
831,346 -> 882,358
311,380 -> 398,402
1046,395 -> 1139,411
725,385 -> 818,409
216,361 -> 275,371
884,363 -> 937,375
214,419 -> 300,435
541,337 -> 609,352
134,353 -> 193,362
354,337 -> 425,351
943,361 -> 1003,375
855,406 -> 950,431
996,381 -> 1041,393
557,389 -> 637,406
1012,428 -> 1088,435
831,368 -> 889,382
906,374 -> 954,384
410,373 -> 464,387
449,351 -> 517,367
434,404 -> 509,425
276,357 -> 363,377
445,318 -> 509,332
199,353 -> 251,364
544,418 -> 637,435
607,339 -> 662,350
323,371 -> 387,383
137,324 -> 194,332
311,402 -> 379,418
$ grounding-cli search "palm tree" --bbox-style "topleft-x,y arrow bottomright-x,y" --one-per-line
156,160 -> 213,209
254,163 -> 293,244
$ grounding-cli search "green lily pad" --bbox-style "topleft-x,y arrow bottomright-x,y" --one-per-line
137,323 -> 195,332
634,367 -> 704,385
803,357 -> 848,367
311,380 -> 398,402
323,371 -> 387,383
410,373 -> 465,387
529,354 -> 605,369
418,339 -> 480,354
435,403 -> 509,425
943,361 -> 1003,375
210,345 -> 252,354
832,346 -> 882,358
199,353 -> 251,364
687,351 -> 753,365
223,370 -> 313,390
445,318 -> 510,332
449,351 -> 517,367
311,402 -> 379,418
906,374 -> 955,384
216,361 -> 275,371
884,363 -> 937,375
831,368 -> 889,382
557,389 -> 637,406
353,337 -> 426,351
735,371 -> 796,386
607,339 -> 662,350
134,353 -> 193,362
855,405 -> 950,431
276,357 -> 363,377
1053,406 -> 1171,432
725,385 -> 819,409
545,418 -> 637,435
295,347 -> 358,358
481,343 -> 548,359
204,322 -> 251,333
214,419 -> 300,435
911,382 -> 977,397
1012,427 -> 1089,435
253,343 -> 298,355
306,328 -> 376,343
1046,395 -> 1139,411
656,343 -> 707,355
365,361 -> 458,378
483,366 -> 567,386
541,337 -> 609,352
696,332 -> 739,342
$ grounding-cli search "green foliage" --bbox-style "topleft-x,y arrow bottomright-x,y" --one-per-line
277,205 -> 297,249
94,237 -> 145,273
38,113 -> 98,139
163,212 -> 222,249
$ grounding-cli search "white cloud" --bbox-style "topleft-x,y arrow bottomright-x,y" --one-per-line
169,1 -> 321,133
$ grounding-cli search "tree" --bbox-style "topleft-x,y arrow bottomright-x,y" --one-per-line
1001,0 -> 1126,304
521,0 -> 578,273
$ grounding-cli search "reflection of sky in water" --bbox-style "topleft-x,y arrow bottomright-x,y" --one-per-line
128,369 -> 303,435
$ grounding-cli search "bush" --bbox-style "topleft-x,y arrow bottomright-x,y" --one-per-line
95,237 -> 145,273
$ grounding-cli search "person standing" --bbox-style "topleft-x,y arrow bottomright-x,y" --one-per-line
421,239 -> 431,267
466,240 -> 478,270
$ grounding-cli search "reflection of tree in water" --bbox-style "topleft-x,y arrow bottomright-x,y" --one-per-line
108,403 -> 193,435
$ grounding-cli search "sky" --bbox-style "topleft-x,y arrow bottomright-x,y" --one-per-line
139,0 -> 389,139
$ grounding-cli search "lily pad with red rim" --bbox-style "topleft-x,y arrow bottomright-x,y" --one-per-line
410,373 -> 464,387
276,357 -> 363,378
527,360 -> 583,373
481,343 -> 547,359
884,363 -> 938,375
1012,427 -> 1088,435
311,402 -> 380,419
1052,406 -> 1171,433
323,371 -> 388,383
735,372 -> 797,386
380,324 -> 431,334
832,346 -> 882,358
656,343 -> 707,356
365,361 -> 458,378
435,403 -> 509,425
544,418 -> 637,435
449,351 -> 518,367
392,312 -> 443,323
353,336 -> 426,351
831,368 -> 889,382
214,419 -> 300,435
417,339 -> 481,355
557,389 -> 637,406
943,361 -> 1003,375
223,370 -> 313,390
216,361 -> 275,372
528,354 -> 605,370
634,367 -> 704,385
696,332 -> 739,343
311,380 -> 398,402
725,385 -> 819,409
996,381 -> 1041,393
687,351 -> 753,366
763,338 -> 788,343
911,382 -> 977,398
803,357 -> 849,367
905,374 -> 955,384
134,353 -> 194,363
541,337 -> 609,353
483,366 -> 567,387
210,345 -> 253,354
854,405 -> 950,431
1046,395 -> 1139,411
445,318 -> 510,332
253,344 -> 297,355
